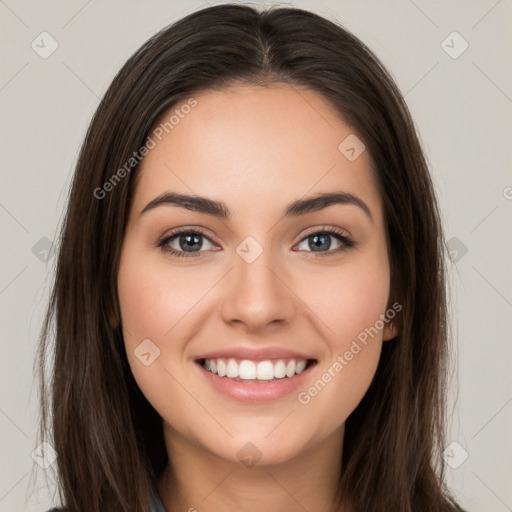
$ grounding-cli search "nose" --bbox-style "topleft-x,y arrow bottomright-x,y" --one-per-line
220,247 -> 296,332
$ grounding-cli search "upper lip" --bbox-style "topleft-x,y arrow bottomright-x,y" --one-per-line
194,346 -> 316,362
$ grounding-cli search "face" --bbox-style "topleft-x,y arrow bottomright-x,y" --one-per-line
117,83 -> 397,467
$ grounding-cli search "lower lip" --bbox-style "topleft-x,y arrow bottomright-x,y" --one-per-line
196,361 -> 316,403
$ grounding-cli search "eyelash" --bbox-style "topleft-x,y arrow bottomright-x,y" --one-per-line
156,225 -> 355,259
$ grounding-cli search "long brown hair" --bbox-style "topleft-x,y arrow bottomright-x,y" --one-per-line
35,4 -> 465,511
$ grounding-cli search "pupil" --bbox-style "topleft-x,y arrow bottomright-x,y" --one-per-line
181,234 -> 201,252
310,234 -> 331,251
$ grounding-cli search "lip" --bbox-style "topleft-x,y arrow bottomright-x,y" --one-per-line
194,346 -> 315,362
194,357 -> 318,403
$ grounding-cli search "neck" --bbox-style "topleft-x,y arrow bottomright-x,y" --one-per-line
156,423 -> 353,512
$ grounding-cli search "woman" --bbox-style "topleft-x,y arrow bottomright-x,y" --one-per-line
37,3 -> 467,511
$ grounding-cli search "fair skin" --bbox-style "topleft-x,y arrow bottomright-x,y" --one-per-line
117,83 -> 398,512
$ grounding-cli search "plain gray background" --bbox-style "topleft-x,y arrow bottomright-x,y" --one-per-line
1,1 -> 511,510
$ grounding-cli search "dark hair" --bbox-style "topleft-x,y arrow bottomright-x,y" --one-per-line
35,3 -> 465,511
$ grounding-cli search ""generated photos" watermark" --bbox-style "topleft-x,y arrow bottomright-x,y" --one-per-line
93,97 -> 198,200
297,301 -> 402,405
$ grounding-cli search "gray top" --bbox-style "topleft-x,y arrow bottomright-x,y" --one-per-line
45,489 -> 167,512
151,487 -> 167,512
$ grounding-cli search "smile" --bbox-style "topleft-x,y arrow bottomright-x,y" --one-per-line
199,357 -> 316,382
195,355 -> 318,402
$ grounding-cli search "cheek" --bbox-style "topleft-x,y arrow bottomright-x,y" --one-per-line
298,255 -> 390,353
117,248 -> 202,421
117,247 -> 219,409
292,251 -> 390,417
117,248 -> 213,346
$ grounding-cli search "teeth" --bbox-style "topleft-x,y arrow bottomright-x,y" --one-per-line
296,360 -> 307,374
217,359 -> 226,377
201,358 -> 311,381
274,360 -> 286,378
256,361 -> 274,380
285,360 -> 295,377
226,358 -> 239,378
239,360 -> 256,379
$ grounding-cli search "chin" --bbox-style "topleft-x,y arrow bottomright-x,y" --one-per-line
205,429 -> 315,468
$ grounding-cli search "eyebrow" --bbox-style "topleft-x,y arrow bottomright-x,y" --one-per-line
140,191 -> 373,223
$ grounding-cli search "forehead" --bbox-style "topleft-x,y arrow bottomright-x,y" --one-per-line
133,83 -> 382,222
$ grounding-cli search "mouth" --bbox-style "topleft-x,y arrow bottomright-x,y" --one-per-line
194,355 -> 318,402
196,357 -> 317,383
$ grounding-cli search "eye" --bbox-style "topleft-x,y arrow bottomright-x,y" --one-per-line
157,228 -> 218,258
295,226 -> 355,256
157,225 -> 355,259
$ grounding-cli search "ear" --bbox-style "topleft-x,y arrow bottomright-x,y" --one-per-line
383,320 -> 398,341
